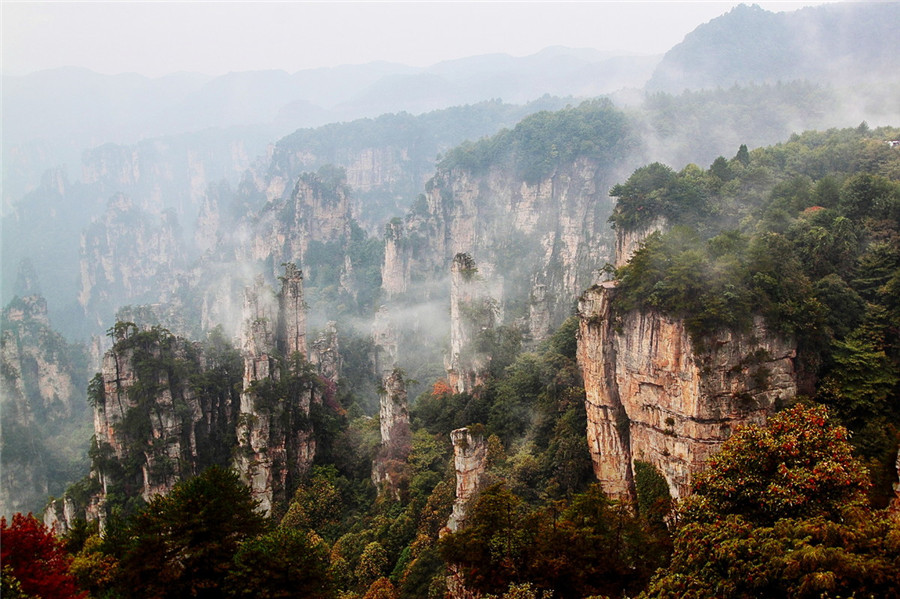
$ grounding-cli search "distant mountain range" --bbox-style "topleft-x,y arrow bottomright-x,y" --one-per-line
4,2 -> 899,210
647,2 -> 900,92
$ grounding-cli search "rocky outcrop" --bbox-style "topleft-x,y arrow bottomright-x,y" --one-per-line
235,265 -> 332,514
309,322 -> 341,382
278,263 -> 308,359
90,323 -> 240,506
373,368 -> 411,498
528,283 -> 552,342
447,427 -> 488,532
372,306 -> 399,376
82,137 -> 257,223
381,219 -> 410,298
614,216 -> 667,269
384,151 -> 620,346
1,295 -> 89,517
577,283 -> 796,500
243,171 -> 352,274
79,194 -> 185,327
446,254 -> 501,394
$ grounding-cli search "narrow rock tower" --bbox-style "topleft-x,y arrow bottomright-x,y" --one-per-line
235,265 -> 319,514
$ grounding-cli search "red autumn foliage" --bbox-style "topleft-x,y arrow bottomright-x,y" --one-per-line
0,512 -> 87,599
432,378 -> 453,397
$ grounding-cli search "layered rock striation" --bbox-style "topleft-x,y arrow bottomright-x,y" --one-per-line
235,265 -> 335,513
1,295 -> 89,517
446,254 -> 502,394
446,427 -> 488,532
577,282 -> 797,500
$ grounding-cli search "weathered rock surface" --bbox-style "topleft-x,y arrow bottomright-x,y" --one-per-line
388,155 -> 618,341
447,427 -> 488,532
613,216 -> 667,269
446,254 -> 501,394
235,265 -> 332,514
372,305 -> 400,376
381,219 -> 410,298
309,321 -> 341,382
243,171 -> 352,274
372,368 -> 411,498
90,324 -> 239,506
79,194 -> 185,327
1,295 -> 89,517
577,283 -> 796,500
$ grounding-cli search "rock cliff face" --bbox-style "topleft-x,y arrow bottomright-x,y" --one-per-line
47,264 -> 330,529
381,219 -> 410,298
1,295 -> 89,517
385,155 -> 617,346
613,216 -> 667,269
90,323 -> 240,506
243,171 -> 352,272
446,254 -> 501,394
234,266 -> 332,514
372,368 -> 411,498
577,282 -> 797,500
81,136 -> 258,227
79,194 -> 185,327
447,427 -> 488,532
309,322 -> 341,382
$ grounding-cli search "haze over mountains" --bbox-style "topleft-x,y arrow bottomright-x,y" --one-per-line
1,1 -> 899,523
2,47 -> 658,202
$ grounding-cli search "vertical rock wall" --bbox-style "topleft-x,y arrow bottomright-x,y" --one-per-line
613,216 -> 667,269
78,194 -> 185,326
575,283 -> 634,500
444,425 -> 490,599
381,219 -> 410,298
383,156 -> 618,344
235,265 -> 325,514
1,295 -> 89,517
578,283 -> 797,500
310,322 -> 341,382
244,172 -> 352,271
80,320 -> 240,531
446,254 -> 501,394
372,368 -> 411,499
446,427 -> 488,532
278,263 -> 307,359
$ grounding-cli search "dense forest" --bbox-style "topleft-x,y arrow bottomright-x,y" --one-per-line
4,5 -> 900,597
4,125 -> 898,599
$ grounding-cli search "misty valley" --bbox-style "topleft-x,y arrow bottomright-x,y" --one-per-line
2,3 -> 900,599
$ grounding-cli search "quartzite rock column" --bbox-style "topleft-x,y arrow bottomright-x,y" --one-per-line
372,368 -> 411,498
446,427 -> 488,532
576,282 -> 634,500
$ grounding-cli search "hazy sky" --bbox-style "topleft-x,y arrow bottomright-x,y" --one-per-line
3,1 -> 835,78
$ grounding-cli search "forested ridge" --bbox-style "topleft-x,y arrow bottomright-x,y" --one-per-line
611,126 -> 900,502
4,125 -> 899,599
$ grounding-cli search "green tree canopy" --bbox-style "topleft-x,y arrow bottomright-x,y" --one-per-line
642,404 -> 899,599
115,466 -> 267,598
